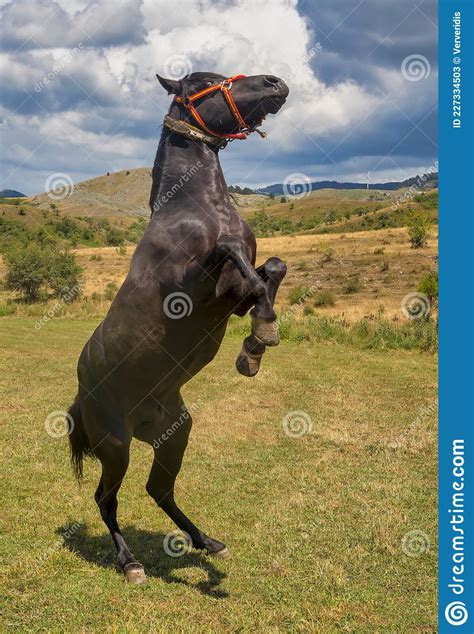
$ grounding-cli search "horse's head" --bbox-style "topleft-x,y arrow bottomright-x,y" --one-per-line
156,72 -> 289,141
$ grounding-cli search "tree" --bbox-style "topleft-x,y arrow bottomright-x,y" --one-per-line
407,211 -> 431,248
4,245 -> 82,301
4,245 -> 51,301
47,249 -> 83,300
418,272 -> 438,301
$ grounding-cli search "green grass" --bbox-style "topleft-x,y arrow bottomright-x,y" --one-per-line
0,318 -> 437,631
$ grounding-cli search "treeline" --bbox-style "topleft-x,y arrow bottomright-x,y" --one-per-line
0,215 -> 148,252
228,185 -> 254,195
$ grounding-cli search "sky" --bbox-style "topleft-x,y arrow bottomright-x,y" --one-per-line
0,0 -> 438,195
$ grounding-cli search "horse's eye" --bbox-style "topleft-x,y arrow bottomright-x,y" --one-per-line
206,81 -> 213,87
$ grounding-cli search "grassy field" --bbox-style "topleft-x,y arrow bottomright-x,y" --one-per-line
0,226 -> 438,324
0,317 -> 437,631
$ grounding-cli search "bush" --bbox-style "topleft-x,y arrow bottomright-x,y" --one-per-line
3,245 -> 82,301
4,245 -> 52,301
47,250 -> 83,300
343,275 -> 361,294
407,211 -> 431,248
104,281 -> 119,301
418,272 -> 438,300
313,289 -> 336,307
89,253 -> 103,261
288,285 -> 312,305
105,228 -> 125,246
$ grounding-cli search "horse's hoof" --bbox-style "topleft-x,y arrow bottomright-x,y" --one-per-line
251,318 -> 280,347
124,563 -> 147,584
236,347 -> 261,377
208,546 -> 231,560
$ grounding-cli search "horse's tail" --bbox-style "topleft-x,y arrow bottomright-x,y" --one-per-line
68,397 -> 95,481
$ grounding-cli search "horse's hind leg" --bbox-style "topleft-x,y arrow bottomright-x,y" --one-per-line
94,437 -> 146,583
144,398 -> 229,559
236,256 -> 287,377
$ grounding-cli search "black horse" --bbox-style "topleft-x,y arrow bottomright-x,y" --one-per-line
68,71 -> 289,583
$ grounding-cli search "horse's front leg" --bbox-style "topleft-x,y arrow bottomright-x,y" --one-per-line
215,237 -> 280,346
236,257 -> 287,377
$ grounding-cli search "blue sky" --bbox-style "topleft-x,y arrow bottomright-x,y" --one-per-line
0,0 -> 438,195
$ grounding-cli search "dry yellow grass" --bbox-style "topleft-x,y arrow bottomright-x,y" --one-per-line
66,226 -> 437,321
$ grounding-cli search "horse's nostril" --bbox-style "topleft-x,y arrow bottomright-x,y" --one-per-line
264,75 -> 280,86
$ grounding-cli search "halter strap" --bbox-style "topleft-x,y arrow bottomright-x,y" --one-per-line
173,75 -> 252,141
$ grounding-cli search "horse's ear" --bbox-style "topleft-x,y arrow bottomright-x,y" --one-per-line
156,74 -> 180,95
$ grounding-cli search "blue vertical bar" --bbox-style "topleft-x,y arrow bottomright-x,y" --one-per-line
439,0 -> 474,631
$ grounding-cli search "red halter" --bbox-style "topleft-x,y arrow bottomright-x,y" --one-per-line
174,75 -> 251,141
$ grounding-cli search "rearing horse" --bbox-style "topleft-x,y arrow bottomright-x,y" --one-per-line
68,71 -> 289,583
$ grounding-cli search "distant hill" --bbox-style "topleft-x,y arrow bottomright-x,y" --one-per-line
254,171 -> 438,196
0,189 -> 26,198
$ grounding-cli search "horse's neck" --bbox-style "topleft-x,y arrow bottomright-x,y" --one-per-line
149,128 -> 230,214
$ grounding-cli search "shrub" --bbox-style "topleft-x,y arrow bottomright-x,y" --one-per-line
407,211 -> 431,248
303,305 -> 314,315
418,272 -> 438,300
288,285 -> 312,305
89,253 -> 103,261
4,245 -> 82,301
343,274 -> 361,294
47,250 -> 83,300
4,245 -> 52,301
105,228 -> 125,246
313,289 -> 336,307
104,281 -> 119,301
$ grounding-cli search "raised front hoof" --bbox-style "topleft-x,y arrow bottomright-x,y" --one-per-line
251,318 -> 280,347
236,348 -> 261,377
124,563 -> 147,584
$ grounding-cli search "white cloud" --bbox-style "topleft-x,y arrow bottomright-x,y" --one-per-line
0,0 -> 437,194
